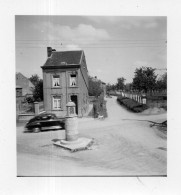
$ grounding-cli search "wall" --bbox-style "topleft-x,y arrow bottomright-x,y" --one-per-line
79,55 -> 89,116
43,66 -> 89,117
43,69 -> 67,117
16,73 -> 34,96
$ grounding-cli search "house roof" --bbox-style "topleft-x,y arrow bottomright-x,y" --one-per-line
43,50 -> 83,67
16,72 -> 34,88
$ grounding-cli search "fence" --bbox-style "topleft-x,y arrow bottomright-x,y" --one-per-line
120,90 -> 167,106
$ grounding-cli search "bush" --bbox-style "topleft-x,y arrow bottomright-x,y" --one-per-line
25,96 -> 34,103
117,96 -> 148,113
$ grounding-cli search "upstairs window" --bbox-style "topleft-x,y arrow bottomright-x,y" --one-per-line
52,75 -> 60,87
70,74 -> 77,87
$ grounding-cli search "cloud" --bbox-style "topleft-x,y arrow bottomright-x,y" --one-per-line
86,16 -> 160,29
33,22 -> 111,46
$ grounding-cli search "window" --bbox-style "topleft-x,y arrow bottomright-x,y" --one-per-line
53,96 -> 61,109
70,74 -> 77,87
52,75 -> 60,87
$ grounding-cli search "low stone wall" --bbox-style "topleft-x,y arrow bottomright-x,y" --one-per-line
18,111 -> 46,122
18,113 -> 35,121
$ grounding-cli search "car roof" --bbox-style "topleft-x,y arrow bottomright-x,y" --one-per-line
32,113 -> 56,120
39,113 -> 56,117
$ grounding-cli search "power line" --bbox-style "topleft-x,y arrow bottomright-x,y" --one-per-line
16,38 -> 166,49
16,38 -> 166,41
16,45 -> 165,49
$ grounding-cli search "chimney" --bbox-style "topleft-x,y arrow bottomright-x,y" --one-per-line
47,47 -> 52,57
47,47 -> 56,57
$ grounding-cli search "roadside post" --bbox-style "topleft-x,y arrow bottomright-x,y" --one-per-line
65,101 -> 78,141
142,93 -> 147,104
34,102 -> 39,115
53,100 -> 94,152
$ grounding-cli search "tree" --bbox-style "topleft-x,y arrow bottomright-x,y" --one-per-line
132,67 -> 157,92
106,83 -> 117,92
33,79 -> 43,101
88,76 -> 103,97
116,77 -> 126,90
156,72 -> 167,90
125,83 -> 133,92
29,74 -> 40,86
29,74 -> 43,101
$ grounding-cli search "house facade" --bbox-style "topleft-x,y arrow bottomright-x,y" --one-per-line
41,47 -> 89,117
16,72 -> 34,97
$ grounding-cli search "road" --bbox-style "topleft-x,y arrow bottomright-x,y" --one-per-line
17,96 -> 167,176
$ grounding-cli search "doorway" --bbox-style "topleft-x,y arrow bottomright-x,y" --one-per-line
70,95 -> 78,114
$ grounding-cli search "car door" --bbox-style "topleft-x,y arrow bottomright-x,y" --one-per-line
40,115 -> 53,130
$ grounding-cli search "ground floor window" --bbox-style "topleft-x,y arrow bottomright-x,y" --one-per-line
52,96 -> 61,109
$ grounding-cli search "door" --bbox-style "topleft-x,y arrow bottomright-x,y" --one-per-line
70,95 -> 78,115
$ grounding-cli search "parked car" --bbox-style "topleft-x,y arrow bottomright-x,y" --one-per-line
24,113 -> 65,133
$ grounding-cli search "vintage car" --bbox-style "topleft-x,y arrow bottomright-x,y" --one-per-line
24,113 -> 65,133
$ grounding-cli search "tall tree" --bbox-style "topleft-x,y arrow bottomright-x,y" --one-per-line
33,79 -> 43,101
29,74 -> 43,101
29,74 -> 40,86
132,67 -> 157,92
117,77 -> 126,90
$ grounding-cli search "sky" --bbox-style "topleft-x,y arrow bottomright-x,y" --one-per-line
15,16 -> 167,84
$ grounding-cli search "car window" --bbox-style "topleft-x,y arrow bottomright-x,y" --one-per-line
41,116 -> 49,120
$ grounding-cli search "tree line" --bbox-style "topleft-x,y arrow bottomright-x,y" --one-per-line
26,66 -> 167,102
106,66 -> 167,93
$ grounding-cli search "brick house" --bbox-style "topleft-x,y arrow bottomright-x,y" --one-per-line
41,47 -> 89,117
16,72 -> 34,97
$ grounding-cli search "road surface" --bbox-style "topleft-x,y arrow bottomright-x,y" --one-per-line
17,96 -> 167,176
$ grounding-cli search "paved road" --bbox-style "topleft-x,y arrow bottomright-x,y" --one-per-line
17,96 -> 167,176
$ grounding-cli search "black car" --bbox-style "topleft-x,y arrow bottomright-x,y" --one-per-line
24,113 -> 65,133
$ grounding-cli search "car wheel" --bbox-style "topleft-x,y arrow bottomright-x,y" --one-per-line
33,127 -> 41,133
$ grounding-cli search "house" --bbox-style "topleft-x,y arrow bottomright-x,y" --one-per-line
100,82 -> 106,97
16,85 -> 23,97
16,72 -> 34,97
41,47 -> 89,117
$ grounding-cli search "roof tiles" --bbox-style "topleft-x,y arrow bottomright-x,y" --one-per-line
44,50 -> 83,67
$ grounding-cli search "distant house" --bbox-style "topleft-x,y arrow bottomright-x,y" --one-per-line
16,85 -> 23,97
16,72 -> 34,97
100,82 -> 106,97
41,47 -> 89,117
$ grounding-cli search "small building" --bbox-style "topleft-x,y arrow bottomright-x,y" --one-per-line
16,72 -> 34,97
16,85 -> 23,97
41,47 -> 89,117
101,82 -> 106,97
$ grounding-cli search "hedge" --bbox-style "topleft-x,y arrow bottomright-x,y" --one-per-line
117,96 -> 148,113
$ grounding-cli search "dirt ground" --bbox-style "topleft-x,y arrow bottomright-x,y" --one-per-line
17,96 -> 167,176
